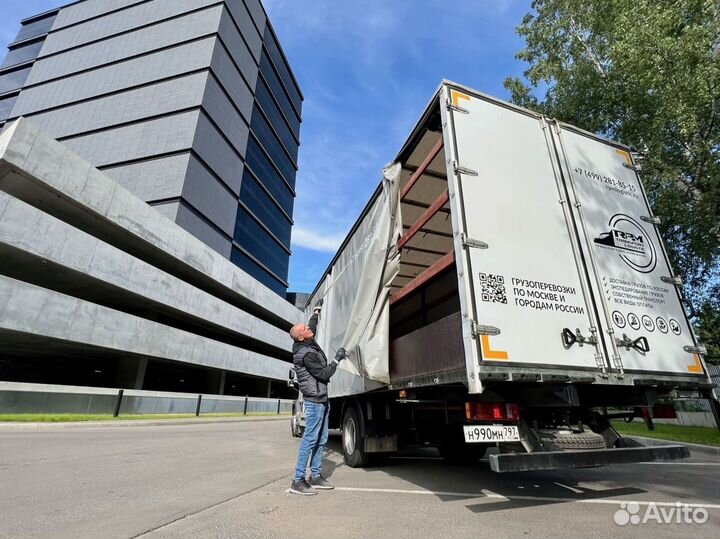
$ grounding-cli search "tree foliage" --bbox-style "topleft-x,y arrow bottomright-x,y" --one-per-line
505,0 -> 720,362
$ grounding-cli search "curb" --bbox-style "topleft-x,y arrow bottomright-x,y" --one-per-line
0,415 -> 290,429
627,435 -> 720,457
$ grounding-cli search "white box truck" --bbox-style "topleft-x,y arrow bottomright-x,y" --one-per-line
289,81 -> 718,472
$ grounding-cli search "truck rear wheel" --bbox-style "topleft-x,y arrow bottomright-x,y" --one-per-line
342,406 -> 369,467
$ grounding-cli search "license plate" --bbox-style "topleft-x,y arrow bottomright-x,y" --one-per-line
463,425 -> 520,443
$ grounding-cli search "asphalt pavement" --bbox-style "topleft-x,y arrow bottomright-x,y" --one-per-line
1,419 -> 718,539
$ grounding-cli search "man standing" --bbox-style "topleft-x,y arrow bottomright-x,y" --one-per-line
289,302 -> 346,496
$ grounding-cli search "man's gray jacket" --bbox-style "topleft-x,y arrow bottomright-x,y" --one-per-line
293,313 -> 338,403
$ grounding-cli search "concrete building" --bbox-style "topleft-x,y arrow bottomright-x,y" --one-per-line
0,119 -> 302,397
0,0 -> 301,296
0,0 -> 306,398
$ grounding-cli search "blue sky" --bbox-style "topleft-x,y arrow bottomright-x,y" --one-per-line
0,0 -> 533,293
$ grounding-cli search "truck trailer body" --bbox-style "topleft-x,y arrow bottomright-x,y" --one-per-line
290,81 -> 717,472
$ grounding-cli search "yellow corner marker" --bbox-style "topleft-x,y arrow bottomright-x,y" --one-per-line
616,148 -> 633,166
688,354 -> 703,373
451,90 -> 471,107
481,334 -> 509,360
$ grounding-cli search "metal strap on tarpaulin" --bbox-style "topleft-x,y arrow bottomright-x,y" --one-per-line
314,162 -> 403,384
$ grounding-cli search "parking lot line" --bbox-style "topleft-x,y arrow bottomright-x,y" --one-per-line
333,487 -> 720,509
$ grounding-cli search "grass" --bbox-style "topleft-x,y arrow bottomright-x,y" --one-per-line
613,420 -> 720,447
0,412 -> 291,423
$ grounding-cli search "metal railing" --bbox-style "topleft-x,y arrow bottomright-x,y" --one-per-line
0,382 -> 295,416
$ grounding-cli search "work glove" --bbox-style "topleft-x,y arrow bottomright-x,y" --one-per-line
313,298 -> 324,314
335,347 -> 347,362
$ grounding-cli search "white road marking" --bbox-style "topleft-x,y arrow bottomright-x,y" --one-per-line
334,487 -> 720,509
637,462 -> 720,466
554,482 -> 584,494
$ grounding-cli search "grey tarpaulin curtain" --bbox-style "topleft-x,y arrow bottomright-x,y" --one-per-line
314,163 -> 402,384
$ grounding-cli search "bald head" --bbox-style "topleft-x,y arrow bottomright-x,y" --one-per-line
290,323 -> 314,342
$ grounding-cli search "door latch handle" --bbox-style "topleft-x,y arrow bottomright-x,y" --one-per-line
562,328 -> 597,349
616,334 -> 650,353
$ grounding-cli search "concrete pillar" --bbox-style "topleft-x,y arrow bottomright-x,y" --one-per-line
115,357 -> 147,389
218,370 -> 226,396
267,379 -> 272,398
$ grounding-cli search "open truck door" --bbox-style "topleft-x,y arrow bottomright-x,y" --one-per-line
550,123 -> 708,380
439,85 -> 610,389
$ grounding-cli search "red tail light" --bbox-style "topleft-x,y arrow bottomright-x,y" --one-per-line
465,402 -> 520,421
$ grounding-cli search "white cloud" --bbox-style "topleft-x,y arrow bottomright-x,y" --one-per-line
292,226 -> 347,252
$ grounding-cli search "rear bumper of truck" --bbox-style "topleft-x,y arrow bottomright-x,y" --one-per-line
489,444 -> 690,473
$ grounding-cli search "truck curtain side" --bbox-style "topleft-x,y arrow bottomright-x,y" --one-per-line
291,81 -> 717,472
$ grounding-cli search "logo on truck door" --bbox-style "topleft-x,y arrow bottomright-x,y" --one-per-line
593,214 -> 657,273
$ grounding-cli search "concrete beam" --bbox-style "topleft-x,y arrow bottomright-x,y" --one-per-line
0,191 -> 292,354
0,275 -> 291,381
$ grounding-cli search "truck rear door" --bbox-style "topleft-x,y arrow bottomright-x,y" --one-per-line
439,84 -> 608,383
550,123 -> 706,378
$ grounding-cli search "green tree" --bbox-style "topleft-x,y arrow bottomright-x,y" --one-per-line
505,0 -> 720,363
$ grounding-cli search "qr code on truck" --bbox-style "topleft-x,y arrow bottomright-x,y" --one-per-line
479,273 -> 507,304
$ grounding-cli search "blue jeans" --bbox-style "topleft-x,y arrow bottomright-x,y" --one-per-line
294,401 -> 330,481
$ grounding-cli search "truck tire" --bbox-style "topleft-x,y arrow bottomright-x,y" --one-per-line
439,444 -> 487,464
290,410 -> 304,438
537,430 -> 606,451
342,406 -> 369,467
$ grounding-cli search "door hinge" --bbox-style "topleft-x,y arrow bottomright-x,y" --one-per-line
453,162 -> 478,176
661,275 -> 683,286
472,322 -> 500,338
446,98 -> 469,114
641,215 -> 662,225
683,344 -> 707,355
622,162 -> 642,172
460,232 -> 488,250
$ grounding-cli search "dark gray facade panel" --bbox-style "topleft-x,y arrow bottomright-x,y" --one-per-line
175,202 -> 232,258
202,75 -> 251,157
210,43 -> 255,124
63,110 -> 200,167
234,205 -> 290,280
240,0 -> 267,35
0,96 -> 18,123
193,113 -> 246,195
10,38 -> 217,117
1,41 -> 45,69
0,67 -> 32,95
103,153 -> 192,203
239,169 -> 292,248
23,72 -> 208,140
40,0 -> 222,57
223,0 -> 263,62
150,199 -> 180,222
230,246 -> 286,295
217,9 -> 259,91
13,13 -> 57,43
255,76 -> 299,161
262,27 -> 302,113
51,0 -> 147,30
258,51 -> 300,136
183,156 -> 239,236
25,6 -> 224,86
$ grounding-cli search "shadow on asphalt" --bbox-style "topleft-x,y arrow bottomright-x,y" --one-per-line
323,437 -> 647,514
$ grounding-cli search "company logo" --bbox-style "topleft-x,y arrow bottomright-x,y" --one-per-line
594,214 -> 657,273
613,501 -> 708,526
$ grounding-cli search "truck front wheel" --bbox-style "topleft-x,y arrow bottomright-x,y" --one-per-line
342,406 -> 369,467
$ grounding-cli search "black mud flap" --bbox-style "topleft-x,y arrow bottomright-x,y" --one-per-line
489,444 -> 690,473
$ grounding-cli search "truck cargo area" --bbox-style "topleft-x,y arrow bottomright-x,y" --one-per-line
293,82 -> 717,473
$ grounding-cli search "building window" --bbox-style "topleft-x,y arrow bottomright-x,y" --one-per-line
240,169 -> 292,248
233,206 -> 289,281
244,136 -> 295,215
231,247 -> 287,296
